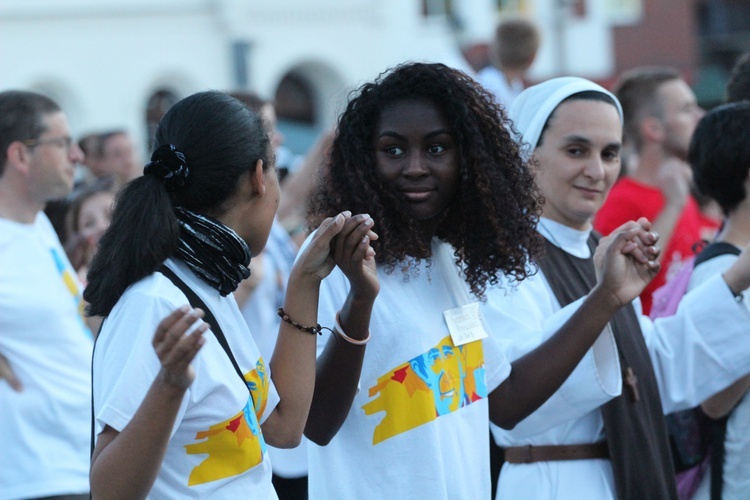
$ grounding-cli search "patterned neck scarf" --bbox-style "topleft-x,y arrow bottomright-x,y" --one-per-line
174,207 -> 251,295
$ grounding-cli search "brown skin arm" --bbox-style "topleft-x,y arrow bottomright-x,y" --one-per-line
490,221 -> 660,429
304,214 -> 379,445
702,374 -> 750,419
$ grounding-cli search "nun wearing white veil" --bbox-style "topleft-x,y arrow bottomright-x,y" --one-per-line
482,77 -> 750,500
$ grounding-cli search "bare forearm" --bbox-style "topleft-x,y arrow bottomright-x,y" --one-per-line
489,286 -> 619,429
305,292 -> 374,445
278,133 -> 331,226
90,380 -> 186,499
650,204 -> 684,263
265,271 -> 321,447
702,373 -> 750,419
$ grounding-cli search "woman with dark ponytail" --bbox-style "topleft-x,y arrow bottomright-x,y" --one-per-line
85,91 -> 375,499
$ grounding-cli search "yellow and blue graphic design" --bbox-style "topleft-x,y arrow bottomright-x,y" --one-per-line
50,248 -> 91,338
184,358 -> 270,486
363,335 -> 487,445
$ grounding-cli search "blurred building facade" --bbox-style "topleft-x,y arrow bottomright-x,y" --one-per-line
496,0 -> 750,106
1,0 -> 747,156
0,0 -> 493,155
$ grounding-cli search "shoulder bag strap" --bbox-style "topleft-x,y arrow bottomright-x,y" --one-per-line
91,266 -> 253,461
157,265 -> 249,390
694,241 -> 742,268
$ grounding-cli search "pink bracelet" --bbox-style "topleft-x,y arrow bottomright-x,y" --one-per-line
334,311 -> 371,345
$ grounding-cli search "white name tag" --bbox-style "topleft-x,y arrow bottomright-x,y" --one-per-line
443,302 -> 488,346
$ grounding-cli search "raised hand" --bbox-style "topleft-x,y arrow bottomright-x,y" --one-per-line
656,157 -> 692,209
330,213 -> 379,300
152,306 -> 209,390
614,217 -> 660,266
593,220 -> 660,308
292,211 -> 350,281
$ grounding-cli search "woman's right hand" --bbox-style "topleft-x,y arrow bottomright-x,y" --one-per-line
152,306 -> 208,391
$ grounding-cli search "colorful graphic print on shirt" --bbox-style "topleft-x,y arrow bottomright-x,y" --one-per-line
184,358 -> 270,486
50,247 -> 91,337
362,335 -> 487,445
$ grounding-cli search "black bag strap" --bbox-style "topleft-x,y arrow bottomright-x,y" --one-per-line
709,415 -> 729,500
157,265 -> 249,390
694,241 -> 741,267
90,265 -> 253,461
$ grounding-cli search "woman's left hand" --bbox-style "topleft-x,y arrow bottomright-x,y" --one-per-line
292,211 -> 350,281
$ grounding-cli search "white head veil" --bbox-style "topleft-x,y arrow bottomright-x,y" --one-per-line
508,76 -> 623,161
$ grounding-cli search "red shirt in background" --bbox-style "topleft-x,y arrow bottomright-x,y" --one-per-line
594,177 -> 720,314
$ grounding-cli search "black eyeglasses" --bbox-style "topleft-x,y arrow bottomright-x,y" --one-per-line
22,136 -> 74,151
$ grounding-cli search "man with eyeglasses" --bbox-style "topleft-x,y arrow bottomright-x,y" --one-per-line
0,90 -> 92,500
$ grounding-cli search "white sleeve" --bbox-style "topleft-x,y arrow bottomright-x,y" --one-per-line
93,284 -> 190,438
643,271 -> 750,414
483,273 -> 621,438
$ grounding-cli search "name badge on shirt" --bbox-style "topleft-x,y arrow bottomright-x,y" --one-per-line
443,302 -> 488,346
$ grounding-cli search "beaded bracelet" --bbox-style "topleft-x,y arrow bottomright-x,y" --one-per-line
333,311 -> 371,345
277,307 -> 330,336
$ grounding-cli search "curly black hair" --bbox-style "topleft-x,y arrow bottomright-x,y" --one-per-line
309,62 -> 543,298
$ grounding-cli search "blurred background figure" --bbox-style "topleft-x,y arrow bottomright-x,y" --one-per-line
64,176 -> 116,286
477,16 -> 541,110
0,89 -> 92,500
77,129 -> 141,188
62,176 -> 117,334
275,130 -> 334,247
594,66 -> 718,315
228,91 -> 299,182
726,51 -> 750,104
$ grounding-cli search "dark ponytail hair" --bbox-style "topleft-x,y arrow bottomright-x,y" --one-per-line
85,90 -> 271,317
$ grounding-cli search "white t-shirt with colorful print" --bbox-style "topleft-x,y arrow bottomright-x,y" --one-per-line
93,258 -> 280,499
305,237 -> 511,500
0,213 -> 92,500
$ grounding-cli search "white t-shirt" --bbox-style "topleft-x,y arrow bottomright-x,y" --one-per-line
94,258 -> 280,499
0,213 -> 92,500
306,237 -> 511,499
476,65 -> 525,111
689,254 -> 750,500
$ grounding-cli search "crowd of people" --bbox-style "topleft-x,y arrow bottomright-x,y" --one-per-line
2,15 -> 750,500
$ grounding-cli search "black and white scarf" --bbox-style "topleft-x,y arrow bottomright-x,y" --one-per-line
174,207 -> 251,296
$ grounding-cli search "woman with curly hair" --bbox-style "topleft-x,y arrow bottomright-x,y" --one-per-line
303,62 -> 662,499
